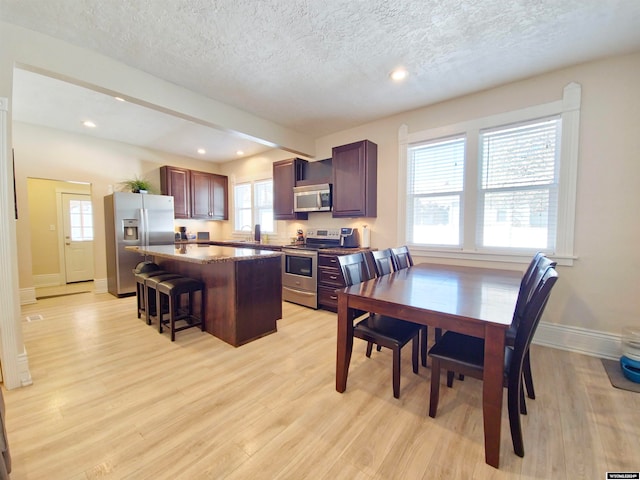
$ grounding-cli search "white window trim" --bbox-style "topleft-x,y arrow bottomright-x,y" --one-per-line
398,82 -> 580,266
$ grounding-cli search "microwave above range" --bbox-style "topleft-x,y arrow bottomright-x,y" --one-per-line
293,183 -> 332,213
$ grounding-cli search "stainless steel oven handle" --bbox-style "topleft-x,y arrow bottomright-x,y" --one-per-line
283,286 -> 317,297
282,249 -> 318,258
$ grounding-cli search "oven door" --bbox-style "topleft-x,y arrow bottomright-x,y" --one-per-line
282,249 -> 317,291
282,249 -> 318,308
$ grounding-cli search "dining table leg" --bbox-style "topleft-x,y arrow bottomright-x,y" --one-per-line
482,323 -> 507,468
336,292 -> 354,393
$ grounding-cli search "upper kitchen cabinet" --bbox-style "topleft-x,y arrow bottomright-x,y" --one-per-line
190,170 -> 229,220
332,140 -> 377,218
273,158 -> 308,220
160,166 -> 191,219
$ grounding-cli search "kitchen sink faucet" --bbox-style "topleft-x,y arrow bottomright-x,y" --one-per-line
240,225 -> 252,241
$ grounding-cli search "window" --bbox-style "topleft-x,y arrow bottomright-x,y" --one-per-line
399,83 -> 580,264
407,136 -> 465,246
478,118 -> 560,249
234,179 -> 274,233
254,180 -> 274,230
68,199 -> 93,241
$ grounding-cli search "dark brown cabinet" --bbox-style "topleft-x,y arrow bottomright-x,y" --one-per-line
160,166 -> 191,219
317,253 -> 345,311
317,250 -> 374,311
190,170 -> 228,220
155,255 -> 281,347
273,158 -> 308,220
235,257 -> 282,344
332,140 -> 377,218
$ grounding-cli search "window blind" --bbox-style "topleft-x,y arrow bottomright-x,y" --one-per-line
407,136 -> 465,246
234,180 -> 274,233
254,180 -> 274,232
478,117 -> 560,249
234,183 -> 252,229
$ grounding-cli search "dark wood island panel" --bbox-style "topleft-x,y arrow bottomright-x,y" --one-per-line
127,245 -> 282,347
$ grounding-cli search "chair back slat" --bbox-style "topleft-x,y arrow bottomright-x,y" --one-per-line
509,266 -> 558,386
338,252 -> 374,287
391,246 -> 413,271
514,254 -> 557,322
370,249 -> 395,276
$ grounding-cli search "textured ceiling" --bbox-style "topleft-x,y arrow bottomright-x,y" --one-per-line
3,0 -> 640,161
11,69 -> 273,162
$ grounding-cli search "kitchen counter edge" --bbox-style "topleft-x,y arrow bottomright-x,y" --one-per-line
126,244 -> 283,265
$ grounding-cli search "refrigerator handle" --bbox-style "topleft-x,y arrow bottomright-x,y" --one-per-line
140,208 -> 147,246
145,208 -> 151,245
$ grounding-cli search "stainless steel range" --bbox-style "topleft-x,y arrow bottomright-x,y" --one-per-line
281,228 -> 342,309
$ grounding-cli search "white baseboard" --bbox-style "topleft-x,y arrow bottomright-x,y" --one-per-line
93,278 -> 108,294
20,287 -> 36,305
33,273 -> 62,288
21,277 -> 108,304
534,321 -> 622,360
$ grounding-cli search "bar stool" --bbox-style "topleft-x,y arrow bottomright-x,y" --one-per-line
135,269 -> 168,320
156,277 -> 205,341
144,273 -> 183,325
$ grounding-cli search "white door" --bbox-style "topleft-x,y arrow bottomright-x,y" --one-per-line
62,193 -> 94,283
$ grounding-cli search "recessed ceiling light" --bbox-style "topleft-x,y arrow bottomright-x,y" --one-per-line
236,150 -> 244,156
114,96 -> 125,102
390,68 -> 408,82
197,148 -> 206,155
83,120 -> 96,128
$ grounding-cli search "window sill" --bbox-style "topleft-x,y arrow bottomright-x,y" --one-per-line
409,247 -> 575,267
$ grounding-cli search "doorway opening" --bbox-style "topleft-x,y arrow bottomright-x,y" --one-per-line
26,178 -> 95,292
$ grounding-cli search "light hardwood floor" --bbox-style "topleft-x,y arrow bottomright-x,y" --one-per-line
4,291 -> 639,479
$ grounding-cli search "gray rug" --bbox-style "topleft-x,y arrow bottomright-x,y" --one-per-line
601,358 -> 640,393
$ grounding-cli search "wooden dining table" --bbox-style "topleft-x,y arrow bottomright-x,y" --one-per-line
336,262 -> 522,468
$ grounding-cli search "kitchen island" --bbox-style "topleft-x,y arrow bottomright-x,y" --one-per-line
127,244 -> 282,347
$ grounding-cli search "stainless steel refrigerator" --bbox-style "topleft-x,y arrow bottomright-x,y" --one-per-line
104,192 -> 175,297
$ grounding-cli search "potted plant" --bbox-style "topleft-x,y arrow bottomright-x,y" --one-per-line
121,176 -> 154,193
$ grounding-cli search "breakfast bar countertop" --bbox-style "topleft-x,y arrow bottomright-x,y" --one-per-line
126,244 -> 282,264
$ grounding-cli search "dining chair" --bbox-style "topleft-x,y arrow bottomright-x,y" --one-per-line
507,253 -> 557,401
390,245 -> 413,271
368,249 -> 428,367
370,248 -> 395,276
391,246 -> 442,345
338,252 -> 423,399
447,253 -> 557,398
428,265 -> 558,457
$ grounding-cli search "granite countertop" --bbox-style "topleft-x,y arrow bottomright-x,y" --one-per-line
175,240 -> 284,251
170,240 -> 373,255
209,240 -> 284,251
126,244 -> 282,264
